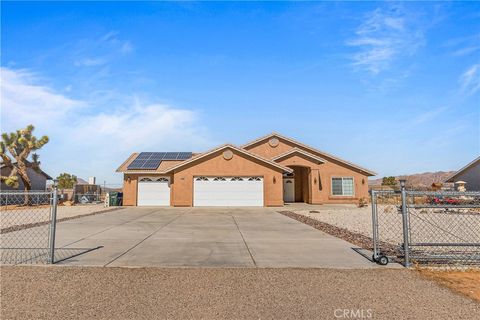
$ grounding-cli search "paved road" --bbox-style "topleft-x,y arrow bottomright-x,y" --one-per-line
45,207 -> 387,268
2,267 -> 478,319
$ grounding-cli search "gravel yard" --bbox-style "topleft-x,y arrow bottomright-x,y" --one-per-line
291,204 -> 376,238
1,266 -> 479,319
291,204 -> 480,245
1,205 -> 123,232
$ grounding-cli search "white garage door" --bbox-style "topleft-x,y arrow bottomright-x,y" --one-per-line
137,177 -> 170,206
193,176 -> 264,206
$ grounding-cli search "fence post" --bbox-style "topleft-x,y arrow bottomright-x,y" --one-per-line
400,179 -> 410,267
48,180 -> 59,264
371,190 -> 379,259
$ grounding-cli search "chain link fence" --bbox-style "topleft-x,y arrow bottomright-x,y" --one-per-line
372,188 -> 480,268
1,190 -> 58,264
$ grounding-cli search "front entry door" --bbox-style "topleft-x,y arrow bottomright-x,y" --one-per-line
283,178 -> 295,202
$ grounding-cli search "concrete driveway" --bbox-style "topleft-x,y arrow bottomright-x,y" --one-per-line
53,207 -> 381,268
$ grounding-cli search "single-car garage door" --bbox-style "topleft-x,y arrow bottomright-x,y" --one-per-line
193,176 -> 264,206
137,177 -> 170,206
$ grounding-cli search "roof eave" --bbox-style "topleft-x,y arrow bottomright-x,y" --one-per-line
163,144 -> 293,174
243,133 -> 377,176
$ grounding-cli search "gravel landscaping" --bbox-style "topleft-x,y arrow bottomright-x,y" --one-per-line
1,266 -> 479,319
288,204 -> 480,245
1,205 -> 124,234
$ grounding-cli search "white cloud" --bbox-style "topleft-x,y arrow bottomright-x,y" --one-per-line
347,6 -> 424,74
412,106 -> 448,125
1,67 -> 82,128
74,57 -> 108,67
1,67 -> 211,184
72,31 -> 133,68
460,63 -> 480,96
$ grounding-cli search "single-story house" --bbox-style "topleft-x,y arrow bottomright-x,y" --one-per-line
1,161 -> 53,191
116,133 -> 376,207
445,156 -> 480,191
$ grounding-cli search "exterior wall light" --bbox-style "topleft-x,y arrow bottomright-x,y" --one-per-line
127,176 -> 131,183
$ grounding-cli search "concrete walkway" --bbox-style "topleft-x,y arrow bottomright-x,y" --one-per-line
46,207 -> 390,268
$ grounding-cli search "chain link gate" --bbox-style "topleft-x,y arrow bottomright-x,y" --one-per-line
1,186 -> 58,265
371,186 -> 480,268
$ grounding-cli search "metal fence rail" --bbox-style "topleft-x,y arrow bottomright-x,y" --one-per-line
0,187 -> 58,265
372,186 -> 480,268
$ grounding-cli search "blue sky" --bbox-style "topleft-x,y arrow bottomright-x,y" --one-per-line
1,1 -> 479,185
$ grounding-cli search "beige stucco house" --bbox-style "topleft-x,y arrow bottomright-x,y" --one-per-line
116,133 -> 376,206
445,156 -> 480,191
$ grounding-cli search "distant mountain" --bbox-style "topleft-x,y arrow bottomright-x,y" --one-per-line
369,171 -> 456,187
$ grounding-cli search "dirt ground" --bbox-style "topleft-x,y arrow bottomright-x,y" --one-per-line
418,269 -> 480,302
1,266 -> 478,319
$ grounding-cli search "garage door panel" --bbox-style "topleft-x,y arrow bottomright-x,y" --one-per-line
138,179 -> 170,206
193,177 -> 264,207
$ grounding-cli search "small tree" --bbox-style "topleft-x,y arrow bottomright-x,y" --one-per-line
1,125 -> 49,192
57,173 -> 77,189
381,176 -> 397,186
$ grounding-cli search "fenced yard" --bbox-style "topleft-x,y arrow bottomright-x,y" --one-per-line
0,191 -> 54,264
0,190 -> 122,265
289,190 -> 480,269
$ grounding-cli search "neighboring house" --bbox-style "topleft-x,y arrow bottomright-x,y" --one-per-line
116,133 -> 376,207
445,157 -> 480,191
0,161 -> 53,191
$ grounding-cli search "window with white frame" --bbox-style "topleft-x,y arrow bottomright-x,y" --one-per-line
331,177 -> 354,196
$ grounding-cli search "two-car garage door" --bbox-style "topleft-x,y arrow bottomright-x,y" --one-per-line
193,176 -> 264,207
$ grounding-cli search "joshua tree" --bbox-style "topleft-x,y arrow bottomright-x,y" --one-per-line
57,173 -> 77,189
0,125 -> 49,193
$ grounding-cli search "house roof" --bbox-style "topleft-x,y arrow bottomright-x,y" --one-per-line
271,147 -> 326,163
162,144 -> 293,173
0,161 -> 53,180
445,156 -> 480,182
242,132 -> 377,176
116,153 -> 196,173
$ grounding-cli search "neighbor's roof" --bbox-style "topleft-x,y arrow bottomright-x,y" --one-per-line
0,161 -> 53,180
242,132 -> 377,176
162,144 -> 293,174
445,156 -> 480,182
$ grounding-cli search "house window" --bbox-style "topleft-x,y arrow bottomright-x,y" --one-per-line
332,177 -> 354,196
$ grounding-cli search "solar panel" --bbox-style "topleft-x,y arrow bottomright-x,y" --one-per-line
177,152 -> 193,160
163,152 -> 179,160
127,151 -> 193,170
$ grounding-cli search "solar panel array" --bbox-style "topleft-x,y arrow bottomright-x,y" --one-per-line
127,152 -> 193,170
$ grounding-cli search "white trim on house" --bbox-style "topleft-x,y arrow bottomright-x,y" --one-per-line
331,176 -> 355,197
271,147 -> 326,163
242,133 -> 376,176
163,144 -> 293,173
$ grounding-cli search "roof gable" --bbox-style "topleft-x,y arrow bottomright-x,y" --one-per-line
242,132 -> 376,176
1,162 -> 52,180
445,156 -> 480,182
163,144 -> 293,173
271,148 -> 326,164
